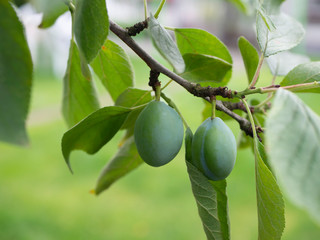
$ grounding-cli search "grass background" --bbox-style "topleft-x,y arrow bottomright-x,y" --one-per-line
1,56 -> 320,240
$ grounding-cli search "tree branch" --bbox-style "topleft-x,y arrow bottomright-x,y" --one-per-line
109,20 -> 255,137
222,101 -> 251,113
110,20 -> 234,98
216,100 -> 261,138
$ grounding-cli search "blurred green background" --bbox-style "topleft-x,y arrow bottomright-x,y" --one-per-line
1,54 -> 320,239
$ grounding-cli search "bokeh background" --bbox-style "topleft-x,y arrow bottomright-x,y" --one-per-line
1,0 -> 320,239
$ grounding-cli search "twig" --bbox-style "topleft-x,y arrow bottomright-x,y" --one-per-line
236,81 -> 320,96
144,0 -> 148,20
154,0 -> 166,19
215,99 -> 259,138
221,101 -> 254,113
248,54 -> 264,88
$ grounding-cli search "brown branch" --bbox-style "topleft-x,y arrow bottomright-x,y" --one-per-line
215,100 -> 261,138
109,20 -> 234,98
222,101 -> 254,113
109,20 -> 255,137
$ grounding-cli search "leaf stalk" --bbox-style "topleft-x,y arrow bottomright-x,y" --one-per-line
248,54 -> 265,89
154,0 -> 166,19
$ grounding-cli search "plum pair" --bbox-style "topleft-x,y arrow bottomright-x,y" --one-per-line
134,101 -> 236,180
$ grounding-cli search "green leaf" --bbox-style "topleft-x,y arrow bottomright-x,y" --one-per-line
148,15 -> 185,73
95,136 -> 143,194
115,88 -> 152,107
256,7 -> 276,31
115,88 -> 153,129
257,141 -> 274,175
174,28 -> 233,85
267,51 -> 310,76
185,128 -> 230,240
254,139 -> 285,240
266,89 -> 320,223
238,36 -> 259,83
30,0 -> 68,28
62,40 -> 100,127
91,40 -> 134,101
174,28 -> 232,64
257,13 -> 305,57
180,54 -> 232,83
244,97 -> 285,240
186,162 -> 230,240
61,106 -> 131,171
262,0 -> 286,14
0,1 -> 33,145
74,0 -> 109,63
280,62 -> 320,93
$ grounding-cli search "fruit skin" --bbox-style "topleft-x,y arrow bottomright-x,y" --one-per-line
134,101 -> 184,167
191,117 -> 236,180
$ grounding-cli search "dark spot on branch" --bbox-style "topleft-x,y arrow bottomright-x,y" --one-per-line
189,85 -> 234,99
126,20 -> 148,36
149,70 -> 160,91
265,84 -> 281,89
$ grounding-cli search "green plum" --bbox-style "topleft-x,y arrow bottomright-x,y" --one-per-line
192,117 -> 236,180
134,101 -> 184,167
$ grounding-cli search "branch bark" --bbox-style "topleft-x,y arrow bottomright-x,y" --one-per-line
109,20 -> 256,137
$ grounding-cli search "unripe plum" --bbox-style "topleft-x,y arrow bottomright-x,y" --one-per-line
134,101 -> 184,167
192,117 -> 236,180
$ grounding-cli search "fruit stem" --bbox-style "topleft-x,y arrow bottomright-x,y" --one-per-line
161,92 -> 189,128
155,83 -> 161,101
211,96 -> 216,120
